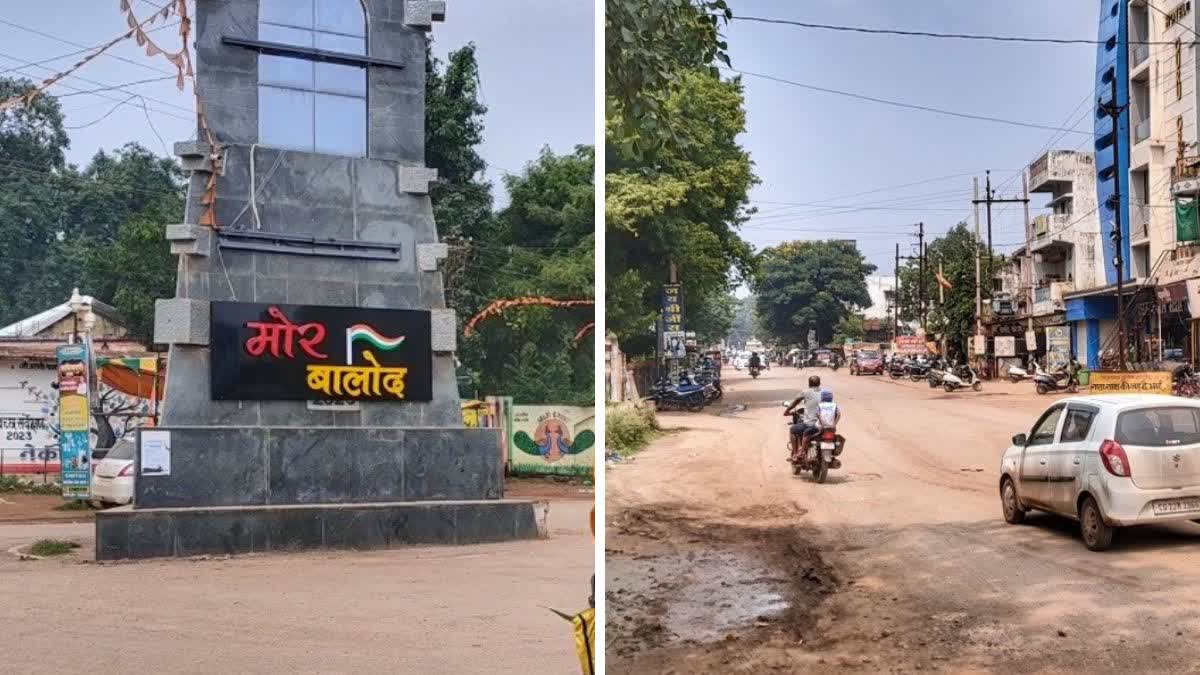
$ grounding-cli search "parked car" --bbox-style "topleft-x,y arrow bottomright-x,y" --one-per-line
91,440 -> 135,508
850,350 -> 883,376
999,395 -> 1200,551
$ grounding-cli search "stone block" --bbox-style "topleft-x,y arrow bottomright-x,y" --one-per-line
166,224 -> 214,257
416,242 -> 448,271
135,427 -> 269,508
430,309 -> 457,352
404,1 -> 447,28
403,429 -> 502,500
398,166 -> 438,194
154,298 -> 210,345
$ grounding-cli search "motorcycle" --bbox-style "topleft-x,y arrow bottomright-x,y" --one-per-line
926,359 -> 947,389
908,358 -> 930,382
830,358 -> 841,372
942,363 -> 982,392
648,376 -> 710,411
695,368 -> 723,401
888,358 -> 907,380
784,406 -> 843,483
1033,362 -> 1079,395
749,364 -> 762,379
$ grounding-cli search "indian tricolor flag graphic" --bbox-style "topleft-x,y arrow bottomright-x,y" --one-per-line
345,324 -> 406,364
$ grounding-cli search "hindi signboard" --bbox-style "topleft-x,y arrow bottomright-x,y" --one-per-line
56,343 -> 91,499
210,302 -> 433,401
1046,326 -> 1071,371
1088,371 -> 1173,395
894,335 -> 927,356
661,284 -> 683,334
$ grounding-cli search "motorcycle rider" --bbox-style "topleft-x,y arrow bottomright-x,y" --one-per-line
784,375 -> 824,448
749,352 -> 762,371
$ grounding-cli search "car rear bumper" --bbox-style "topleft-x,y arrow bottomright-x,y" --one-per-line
91,475 -> 133,505
1099,479 -> 1200,526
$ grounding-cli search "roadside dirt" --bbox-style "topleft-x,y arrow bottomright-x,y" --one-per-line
505,476 -> 594,501
0,493 -> 96,524
607,368 -> 1200,673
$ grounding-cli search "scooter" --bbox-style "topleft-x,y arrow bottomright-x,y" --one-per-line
784,406 -> 844,483
942,364 -> 983,392
927,359 -> 948,388
1007,362 -> 1030,383
1033,362 -> 1079,395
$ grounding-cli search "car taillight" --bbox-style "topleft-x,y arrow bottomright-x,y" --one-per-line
1099,439 -> 1131,478
117,463 -> 136,478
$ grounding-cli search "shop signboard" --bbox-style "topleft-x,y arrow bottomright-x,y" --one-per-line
508,405 -> 596,477
1025,330 -> 1038,352
894,335 -> 927,356
1046,326 -> 1071,371
1089,371 -> 1173,395
972,334 -> 986,356
994,336 -> 1016,358
56,343 -> 91,499
210,302 -> 433,402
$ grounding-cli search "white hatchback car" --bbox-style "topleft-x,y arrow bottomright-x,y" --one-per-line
1000,395 -> 1200,551
91,441 -> 135,507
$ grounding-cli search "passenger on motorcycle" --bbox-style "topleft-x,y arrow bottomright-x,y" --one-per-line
784,375 -> 823,441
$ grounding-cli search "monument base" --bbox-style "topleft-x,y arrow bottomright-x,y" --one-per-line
95,500 -> 545,561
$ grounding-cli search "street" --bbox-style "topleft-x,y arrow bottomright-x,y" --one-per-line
607,367 -> 1200,672
0,498 -> 591,675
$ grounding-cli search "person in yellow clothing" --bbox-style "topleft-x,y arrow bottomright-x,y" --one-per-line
555,505 -> 596,674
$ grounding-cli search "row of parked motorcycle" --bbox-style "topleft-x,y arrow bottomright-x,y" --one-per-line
647,368 -> 723,412
887,356 -> 983,393
1004,359 -> 1081,395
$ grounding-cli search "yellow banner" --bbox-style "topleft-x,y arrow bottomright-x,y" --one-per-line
1088,371 -> 1173,395
58,395 -> 90,433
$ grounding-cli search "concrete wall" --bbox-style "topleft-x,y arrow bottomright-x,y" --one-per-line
0,360 -> 57,474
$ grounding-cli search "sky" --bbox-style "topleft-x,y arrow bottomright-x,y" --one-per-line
725,0 -> 1101,281
0,0 -> 594,206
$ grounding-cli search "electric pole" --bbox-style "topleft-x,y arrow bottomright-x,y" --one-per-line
1099,77 -> 1128,370
973,177 -> 982,334
894,243 -> 900,343
972,170 -> 1029,270
917,222 -> 926,333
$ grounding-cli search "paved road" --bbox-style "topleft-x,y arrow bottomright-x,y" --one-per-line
1,500 -> 592,674
608,366 -> 1200,672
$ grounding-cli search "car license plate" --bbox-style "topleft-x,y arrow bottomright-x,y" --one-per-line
1152,498 -> 1200,515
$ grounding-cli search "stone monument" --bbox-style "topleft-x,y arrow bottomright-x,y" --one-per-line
95,0 -> 542,559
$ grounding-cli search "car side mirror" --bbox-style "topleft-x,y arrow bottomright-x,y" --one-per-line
1012,433 -> 1028,447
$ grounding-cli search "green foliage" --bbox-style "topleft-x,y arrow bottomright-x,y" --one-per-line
453,147 -> 596,405
606,70 -> 757,354
0,475 -> 62,495
605,404 -> 660,456
832,314 -> 866,345
29,539 -> 79,556
754,241 -> 877,346
688,291 -> 736,346
606,0 -> 732,155
896,223 -> 995,354
726,295 -> 757,347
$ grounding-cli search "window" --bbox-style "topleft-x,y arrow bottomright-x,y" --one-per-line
1029,405 -> 1064,446
1060,407 -> 1097,442
258,0 -> 367,157
1117,407 -> 1200,446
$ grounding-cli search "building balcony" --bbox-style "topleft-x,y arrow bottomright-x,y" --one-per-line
1132,43 -> 1150,68
1033,280 -> 1074,316
1030,214 -> 1071,246
1130,202 -> 1151,244
1028,150 -> 1093,193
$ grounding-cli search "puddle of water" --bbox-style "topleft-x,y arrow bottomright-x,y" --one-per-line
665,550 -> 791,642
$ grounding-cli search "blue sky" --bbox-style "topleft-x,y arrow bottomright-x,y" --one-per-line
0,1 -> 594,205
726,0 -> 1099,276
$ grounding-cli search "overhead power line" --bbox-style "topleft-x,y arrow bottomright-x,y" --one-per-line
722,67 -> 1094,136
732,15 -> 1190,46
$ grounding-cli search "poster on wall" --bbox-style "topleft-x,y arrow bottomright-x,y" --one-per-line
994,336 -> 1016,358
662,331 -> 687,359
56,343 -> 90,499
895,335 -> 928,356
509,406 -> 596,477
1025,330 -> 1038,352
210,302 -> 433,402
1046,326 -> 1071,371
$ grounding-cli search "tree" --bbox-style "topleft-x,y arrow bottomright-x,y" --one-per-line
455,146 -> 595,405
754,241 -> 876,346
606,69 -> 757,354
832,314 -> 865,345
688,290 -> 735,346
726,295 -> 756,348
606,0 -> 732,154
896,223 -> 997,355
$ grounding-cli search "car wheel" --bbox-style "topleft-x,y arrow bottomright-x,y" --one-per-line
1080,495 -> 1114,551
1000,477 -> 1026,524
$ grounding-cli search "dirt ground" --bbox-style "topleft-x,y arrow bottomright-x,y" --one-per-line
0,493 -> 96,524
1,499 -> 592,674
607,366 -> 1200,673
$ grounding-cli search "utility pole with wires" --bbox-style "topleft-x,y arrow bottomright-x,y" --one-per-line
916,222 -> 926,332
1099,76 -> 1129,370
972,170 -> 1029,269
973,177 -> 983,335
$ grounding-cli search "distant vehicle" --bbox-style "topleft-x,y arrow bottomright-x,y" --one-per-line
1000,395 -> 1200,551
850,350 -> 883,376
91,440 -> 135,508
813,349 -> 832,366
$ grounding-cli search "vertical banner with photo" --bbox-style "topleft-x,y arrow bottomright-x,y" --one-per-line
661,284 -> 686,359
56,343 -> 91,499
1046,326 -> 1071,371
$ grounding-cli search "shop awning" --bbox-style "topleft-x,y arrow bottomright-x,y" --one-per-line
97,356 -> 163,400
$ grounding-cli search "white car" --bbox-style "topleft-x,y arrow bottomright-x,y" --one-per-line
91,441 -> 135,507
1000,395 -> 1200,551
